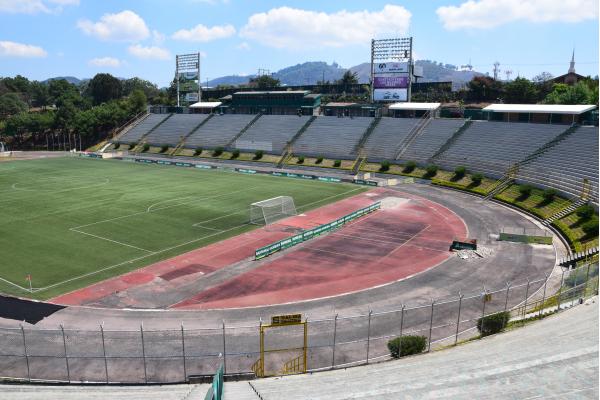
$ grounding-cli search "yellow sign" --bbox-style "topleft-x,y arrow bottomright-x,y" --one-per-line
271,314 -> 302,325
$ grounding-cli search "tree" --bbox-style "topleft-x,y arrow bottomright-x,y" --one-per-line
544,82 -> 593,105
87,73 -> 122,105
250,75 -> 280,89
0,93 -> 27,118
337,70 -> 359,86
30,81 -> 50,109
122,77 -> 159,99
48,79 -> 79,106
504,77 -> 538,104
128,89 -> 147,114
466,76 -> 503,102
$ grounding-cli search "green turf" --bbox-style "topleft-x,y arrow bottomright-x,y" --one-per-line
0,156 -> 367,299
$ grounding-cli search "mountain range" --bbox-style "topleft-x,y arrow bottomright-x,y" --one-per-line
43,60 -> 483,89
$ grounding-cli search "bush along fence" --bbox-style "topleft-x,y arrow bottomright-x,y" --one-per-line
0,261 -> 596,384
255,202 -> 381,260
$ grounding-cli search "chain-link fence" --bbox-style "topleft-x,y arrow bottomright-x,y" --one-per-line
1,262 -> 597,384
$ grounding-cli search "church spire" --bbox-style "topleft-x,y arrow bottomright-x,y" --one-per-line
568,49 -> 576,74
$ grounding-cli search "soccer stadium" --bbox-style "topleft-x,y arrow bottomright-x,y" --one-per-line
0,3 -> 599,399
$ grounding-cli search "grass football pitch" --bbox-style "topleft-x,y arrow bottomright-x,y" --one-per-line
0,156 -> 366,299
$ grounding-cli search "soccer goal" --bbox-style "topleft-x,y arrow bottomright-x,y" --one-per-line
250,196 -> 297,225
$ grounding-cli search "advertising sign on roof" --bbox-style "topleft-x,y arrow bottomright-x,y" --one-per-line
374,62 -> 409,73
373,76 -> 409,89
373,88 -> 408,102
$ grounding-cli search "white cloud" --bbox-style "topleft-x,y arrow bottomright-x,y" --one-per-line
0,41 -> 47,57
152,30 -> 166,45
128,44 -> 171,60
88,57 -> 121,67
0,0 -> 78,14
236,41 -> 251,51
77,10 -> 150,42
437,0 -> 599,30
240,5 -> 411,49
172,23 -> 236,42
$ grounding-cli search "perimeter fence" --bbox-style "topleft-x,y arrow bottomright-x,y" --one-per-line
0,261 -> 597,384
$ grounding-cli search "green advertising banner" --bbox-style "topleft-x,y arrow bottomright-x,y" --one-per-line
255,202 -> 381,260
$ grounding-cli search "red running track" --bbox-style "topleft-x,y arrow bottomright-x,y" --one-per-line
52,188 -> 467,309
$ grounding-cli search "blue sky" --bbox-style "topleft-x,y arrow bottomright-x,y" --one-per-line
0,0 -> 598,87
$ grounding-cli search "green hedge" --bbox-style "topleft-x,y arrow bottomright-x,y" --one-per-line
477,311 -> 510,337
431,179 -> 488,196
387,335 -> 427,358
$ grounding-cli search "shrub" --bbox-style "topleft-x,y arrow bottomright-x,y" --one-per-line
403,161 -> 416,173
253,150 -> 264,160
297,156 -> 305,164
194,147 -> 203,156
315,156 -> 324,164
333,159 -> 341,167
231,149 -> 240,159
518,184 -> 533,199
160,144 -> 169,153
542,188 -> 557,203
129,142 -> 137,150
379,160 -> 391,172
113,143 -> 120,150
454,166 -> 466,179
471,173 -> 483,186
425,165 -> 438,178
576,205 -> 595,221
142,143 -> 150,152
212,147 -> 224,157
387,335 -> 427,358
477,311 -> 510,337
582,219 -> 598,236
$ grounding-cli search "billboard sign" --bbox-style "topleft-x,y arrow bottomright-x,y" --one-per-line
178,71 -> 199,81
374,62 -> 409,74
373,76 -> 409,89
184,92 -> 198,102
373,89 -> 408,102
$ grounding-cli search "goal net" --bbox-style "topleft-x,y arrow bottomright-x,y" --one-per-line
250,196 -> 297,225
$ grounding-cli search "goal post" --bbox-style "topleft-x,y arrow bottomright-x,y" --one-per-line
250,196 -> 297,225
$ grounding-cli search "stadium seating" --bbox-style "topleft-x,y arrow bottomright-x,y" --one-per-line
517,126 -> 599,201
293,116 -> 373,159
361,117 -> 421,161
184,114 -> 256,149
235,115 -> 311,153
116,114 -> 169,144
144,114 -> 210,146
435,121 -> 567,177
398,118 -> 466,163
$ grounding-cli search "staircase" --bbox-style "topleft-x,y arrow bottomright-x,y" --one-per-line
276,116 -> 316,168
276,144 -> 293,168
395,111 -> 432,160
428,118 -> 472,162
517,123 -> 579,167
169,113 -> 215,155
110,111 -> 148,142
544,198 -> 587,225
484,164 -> 519,200
352,116 -> 381,155
226,113 -> 263,148
351,153 -> 367,175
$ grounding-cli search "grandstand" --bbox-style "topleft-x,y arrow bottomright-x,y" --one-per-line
434,121 -> 568,177
362,117 -> 420,160
398,118 -> 467,163
235,115 -> 311,153
116,114 -> 169,144
144,114 -> 210,146
517,125 -> 599,200
184,114 -> 256,149
292,116 -> 373,158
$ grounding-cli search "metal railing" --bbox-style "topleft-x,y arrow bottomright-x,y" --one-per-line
0,262 -> 596,384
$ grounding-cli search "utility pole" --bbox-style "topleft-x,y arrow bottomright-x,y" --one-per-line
493,61 -> 500,81
505,70 -> 512,81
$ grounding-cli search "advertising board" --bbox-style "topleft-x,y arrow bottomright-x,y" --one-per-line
373,88 -> 408,102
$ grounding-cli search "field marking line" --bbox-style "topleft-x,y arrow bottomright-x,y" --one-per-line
71,188 -> 246,230
373,224 -> 432,263
11,177 -> 110,193
31,185 -> 365,294
0,276 -> 31,292
328,232 -> 409,246
69,228 -> 155,253
37,222 -> 252,293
